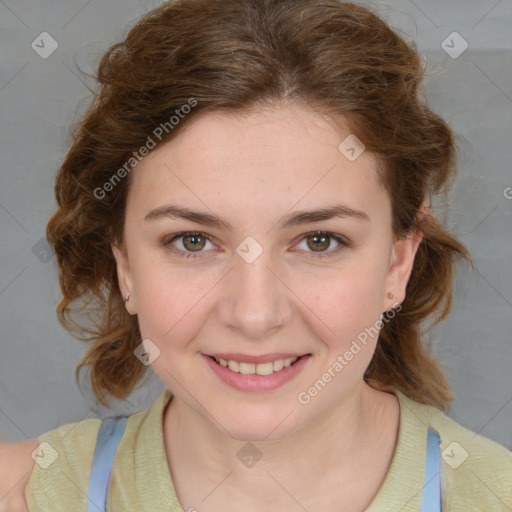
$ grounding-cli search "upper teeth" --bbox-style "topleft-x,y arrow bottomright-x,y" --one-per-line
214,356 -> 300,375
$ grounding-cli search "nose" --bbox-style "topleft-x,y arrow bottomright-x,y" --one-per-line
217,247 -> 293,340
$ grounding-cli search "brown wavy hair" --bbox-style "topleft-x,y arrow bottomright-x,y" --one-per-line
46,0 -> 472,410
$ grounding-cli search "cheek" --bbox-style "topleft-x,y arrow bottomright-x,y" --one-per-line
130,260 -> 207,348
298,261 -> 386,347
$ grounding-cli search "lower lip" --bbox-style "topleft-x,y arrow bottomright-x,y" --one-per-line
203,354 -> 311,392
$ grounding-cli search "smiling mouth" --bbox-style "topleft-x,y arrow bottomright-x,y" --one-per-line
207,354 -> 308,376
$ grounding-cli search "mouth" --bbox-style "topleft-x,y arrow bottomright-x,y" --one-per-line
203,353 -> 312,392
207,354 -> 308,376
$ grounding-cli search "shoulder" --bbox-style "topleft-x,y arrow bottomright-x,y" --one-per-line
24,417 -> 103,511
24,394 -> 165,512
399,392 -> 512,510
404,394 -> 512,469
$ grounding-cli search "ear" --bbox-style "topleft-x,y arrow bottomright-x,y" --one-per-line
383,204 -> 428,311
111,240 -> 137,315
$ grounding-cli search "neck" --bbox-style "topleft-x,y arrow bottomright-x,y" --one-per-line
163,382 -> 399,505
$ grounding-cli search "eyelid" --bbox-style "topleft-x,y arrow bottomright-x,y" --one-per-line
162,230 -> 353,259
291,231 -> 354,258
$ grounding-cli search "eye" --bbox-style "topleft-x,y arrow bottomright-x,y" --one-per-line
162,232 -> 215,259
162,230 -> 352,259
294,231 -> 353,259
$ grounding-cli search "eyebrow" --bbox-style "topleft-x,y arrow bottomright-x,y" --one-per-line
144,204 -> 370,230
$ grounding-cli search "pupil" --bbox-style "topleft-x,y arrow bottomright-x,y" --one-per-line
186,235 -> 203,250
311,234 -> 328,250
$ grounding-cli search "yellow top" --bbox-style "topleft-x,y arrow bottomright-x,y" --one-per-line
25,388 -> 512,511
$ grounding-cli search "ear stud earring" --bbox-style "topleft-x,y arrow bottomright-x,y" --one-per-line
387,292 -> 393,299
124,293 -> 130,303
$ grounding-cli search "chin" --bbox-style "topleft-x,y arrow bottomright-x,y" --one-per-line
220,410 -> 301,445
228,428 -> 290,444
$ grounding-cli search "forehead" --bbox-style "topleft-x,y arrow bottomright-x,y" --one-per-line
126,104 -> 389,224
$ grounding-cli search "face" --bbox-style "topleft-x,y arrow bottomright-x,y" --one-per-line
112,103 -> 422,442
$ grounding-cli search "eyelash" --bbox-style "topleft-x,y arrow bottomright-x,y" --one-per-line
162,231 -> 353,260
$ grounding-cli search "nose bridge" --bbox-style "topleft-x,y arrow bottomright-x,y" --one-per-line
220,244 -> 291,337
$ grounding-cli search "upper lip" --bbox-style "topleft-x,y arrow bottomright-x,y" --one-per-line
205,353 -> 310,364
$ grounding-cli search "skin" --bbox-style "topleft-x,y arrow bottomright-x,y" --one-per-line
111,103 -> 424,511
0,438 -> 38,512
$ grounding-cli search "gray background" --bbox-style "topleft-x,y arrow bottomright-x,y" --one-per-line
1,0 -> 511,450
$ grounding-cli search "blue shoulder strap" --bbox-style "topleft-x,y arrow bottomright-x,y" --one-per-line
419,427 -> 442,512
86,416 -> 128,512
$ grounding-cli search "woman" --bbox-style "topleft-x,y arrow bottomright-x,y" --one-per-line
1,0 -> 511,511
